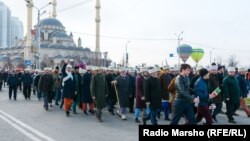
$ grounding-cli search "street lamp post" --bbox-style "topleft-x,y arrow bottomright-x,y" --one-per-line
25,0 -> 51,70
125,41 -> 130,68
175,31 -> 183,68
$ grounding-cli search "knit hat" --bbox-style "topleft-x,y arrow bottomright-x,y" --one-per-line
199,68 -> 209,77
55,66 -> 59,70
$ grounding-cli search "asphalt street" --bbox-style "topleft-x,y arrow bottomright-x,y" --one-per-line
0,86 -> 250,141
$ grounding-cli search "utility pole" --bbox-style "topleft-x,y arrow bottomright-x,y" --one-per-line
175,31 -> 183,68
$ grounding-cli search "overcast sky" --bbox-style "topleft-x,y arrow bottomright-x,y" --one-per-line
2,0 -> 250,68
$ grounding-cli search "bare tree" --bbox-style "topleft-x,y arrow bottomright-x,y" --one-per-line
3,58 -> 13,70
227,55 -> 239,67
216,56 -> 224,66
41,55 -> 54,69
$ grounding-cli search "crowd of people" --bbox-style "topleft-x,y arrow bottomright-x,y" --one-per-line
1,61 -> 250,125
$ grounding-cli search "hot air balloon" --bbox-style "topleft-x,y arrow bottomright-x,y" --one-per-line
177,44 -> 193,63
191,48 -> 204,65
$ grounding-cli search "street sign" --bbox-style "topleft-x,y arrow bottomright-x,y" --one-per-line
169,53 -> 174,57
25,60 -> 32,66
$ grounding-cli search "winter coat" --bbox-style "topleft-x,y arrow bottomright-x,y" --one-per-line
90,73 -> 108,109
62,64 -> 76,99
38,74 -> 54,93
194,77 -> 210,106
236,74 -> 248,98
208,73 -> 222,103
21,73 -> 33,86
106,73 -> 117,101
128,75 -> 136,98
82,72 -> 93,103
223,76 -> 241,103
190,74 -> 200,95
52,72 -> 61,90
33,74 -> 41,87
159,73 -> 172,100
144,76 -> 162,110
168,77 -> 176,104
115,75 -> 132,107
7,74 -> 19,87
175,74 -> 193,103
135,75 -> 146,109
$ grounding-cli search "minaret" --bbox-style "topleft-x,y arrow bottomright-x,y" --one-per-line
24,0 -> 33,62
52,0 -> 57,18
95,0 -> 101,52
78,37 -> 82,47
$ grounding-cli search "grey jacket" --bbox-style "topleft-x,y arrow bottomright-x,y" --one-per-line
174,74 -> 193,103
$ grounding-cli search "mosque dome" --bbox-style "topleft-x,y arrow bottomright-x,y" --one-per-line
39,18 -> 63,27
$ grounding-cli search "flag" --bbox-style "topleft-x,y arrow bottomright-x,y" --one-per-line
212,87 -> 222,97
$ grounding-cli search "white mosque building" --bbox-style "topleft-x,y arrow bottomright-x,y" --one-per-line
0,0 -> 103,69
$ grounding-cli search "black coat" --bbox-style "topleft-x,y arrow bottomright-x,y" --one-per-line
82,72 -> 93,103
21,73 -> 33,86
144,76 -> 162,110
106,73 -> 116,100
128,75 -> 136,98
38,74 -> 54,93
115,75 -> 132,107
7,74 -> 19,87
62,64 -> 76,99
34,74 -> 41,87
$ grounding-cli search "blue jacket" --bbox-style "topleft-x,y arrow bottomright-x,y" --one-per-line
7,74 -> 19,87
194,77 -> 210,106
236,74 -> 248,98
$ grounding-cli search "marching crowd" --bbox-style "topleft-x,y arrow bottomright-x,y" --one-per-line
1,61 -> 250,125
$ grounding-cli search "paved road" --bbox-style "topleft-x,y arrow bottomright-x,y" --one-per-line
0,86 -> 250,141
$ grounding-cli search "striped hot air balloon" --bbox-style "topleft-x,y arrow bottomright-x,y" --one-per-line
177,44 -> 193,63
191,48 -> 204,64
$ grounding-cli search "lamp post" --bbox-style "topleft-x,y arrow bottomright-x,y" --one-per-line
125,41 -> 130,68
25,0 -> 51,70
175,31 -> 183,68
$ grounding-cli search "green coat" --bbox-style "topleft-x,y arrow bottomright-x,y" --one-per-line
90,73 -> 108,109
223,76 -> 241,103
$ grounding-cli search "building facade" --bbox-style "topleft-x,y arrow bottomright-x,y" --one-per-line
11,17 -> 24,46
0,1 -> 11,48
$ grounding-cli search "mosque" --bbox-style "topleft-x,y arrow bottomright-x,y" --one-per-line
0,0 -> 104,69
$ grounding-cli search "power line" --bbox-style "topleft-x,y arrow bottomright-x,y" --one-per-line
57,0 -> 93,13
65,30 -> 177,41
183,39 -> 250,52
